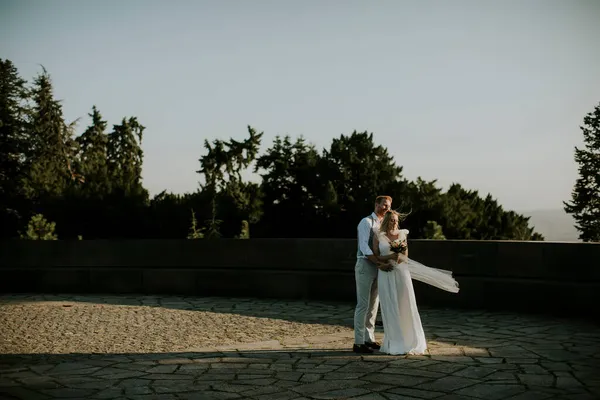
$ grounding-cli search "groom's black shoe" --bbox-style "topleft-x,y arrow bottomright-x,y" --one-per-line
353,344 -> 374,354
365,341 -> 381,350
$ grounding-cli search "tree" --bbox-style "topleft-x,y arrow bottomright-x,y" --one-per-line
20,213 -> 57,240
423,221 -> 446,240
321,131 -> 404,237
187,209 -> 204,239
564,102 -> 600,242
75,106 -> 109,194
324,131 -> 403,210
24,67 -> 79,200
0,59 -> 29,237
107,116 -> 145,194
255,135 -> 323,237
197,126 -> 263,238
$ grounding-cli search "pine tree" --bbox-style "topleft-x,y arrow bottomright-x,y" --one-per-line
564,102 -> 600,242
20,213 -> 58,240
0,59 -> 29,237
24,67 -> 79,200
75,106 -> 109,195
107,117 -> 145,194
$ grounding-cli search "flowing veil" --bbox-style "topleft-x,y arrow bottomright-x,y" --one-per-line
381,230 -> 459,293
403,257 -> 460,293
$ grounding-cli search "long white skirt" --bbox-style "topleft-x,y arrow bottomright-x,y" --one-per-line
378,258 -> 459,355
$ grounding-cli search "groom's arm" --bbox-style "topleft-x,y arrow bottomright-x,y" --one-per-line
357,219 -> 379,265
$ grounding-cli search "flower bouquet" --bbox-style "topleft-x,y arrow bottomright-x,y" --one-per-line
389,239 -> 407,255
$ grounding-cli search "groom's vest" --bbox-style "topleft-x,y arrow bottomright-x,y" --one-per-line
357,215 -> 378,258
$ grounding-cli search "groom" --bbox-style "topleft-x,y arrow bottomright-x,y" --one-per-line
353,195 -> 394,354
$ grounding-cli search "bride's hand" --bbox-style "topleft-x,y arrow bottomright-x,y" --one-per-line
396,253 -> 407,263
377,262 -> 394,272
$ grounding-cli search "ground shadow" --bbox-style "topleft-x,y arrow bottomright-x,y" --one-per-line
2,292 -> 598,331
1,343 -> 599,400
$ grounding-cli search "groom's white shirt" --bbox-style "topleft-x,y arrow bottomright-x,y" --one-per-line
357,212 -> 380,258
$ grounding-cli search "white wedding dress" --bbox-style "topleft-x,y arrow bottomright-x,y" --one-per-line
377,230 -> 459,355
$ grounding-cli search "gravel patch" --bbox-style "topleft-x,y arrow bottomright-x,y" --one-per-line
0,295 -> 352,354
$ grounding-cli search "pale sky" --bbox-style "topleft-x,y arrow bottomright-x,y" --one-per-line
2,0 -> 599,212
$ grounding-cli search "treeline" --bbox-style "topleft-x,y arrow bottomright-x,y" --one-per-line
0,59 -> 543,241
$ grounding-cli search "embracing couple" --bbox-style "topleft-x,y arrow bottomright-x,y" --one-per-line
353,195 -> 460,355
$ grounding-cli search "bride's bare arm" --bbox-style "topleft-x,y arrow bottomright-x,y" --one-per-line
396,252 -> 408,263
373,235 -> 395,272
373,235 -> 396,262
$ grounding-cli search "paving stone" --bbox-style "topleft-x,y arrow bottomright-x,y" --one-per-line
517,374 -> 555,387
381,367 -> 445,379
233,378 -> 278,386
430,356 -> 476,364
312,387 -> 372,399
455,383 -> 526,399
144,373 -> 192,380
385,386 -> 447,398
93,387 -> 124,399
237,373 -> 273,380
504,391 -> 553,400
177,364 -> 210,373
145,364 -> 178,374
520,364 -> 550,374
556,375 -> 584,388
40,387 -> 98,398
253,390 -> 301,400
414,376 -> 480,392
196,373 -> 236,381
299,373 -> 322,383
291,379 -> 365,394
177,392 -> 238,400
322,372 -> 367,380
362,372 -> 433,386
0,387 -> 52,400
359,383 -> 395,392
153,381 -> 204,393
453,366 -> 497,379
123,386 -> 153,396
116,378 -> 151,388
0,379 -> 19,388
15,376 -> 61,389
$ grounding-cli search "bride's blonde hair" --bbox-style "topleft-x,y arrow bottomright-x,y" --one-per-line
380,210 -> 410,233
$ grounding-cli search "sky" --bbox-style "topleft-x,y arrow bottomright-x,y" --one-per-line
1,0 -> 599,212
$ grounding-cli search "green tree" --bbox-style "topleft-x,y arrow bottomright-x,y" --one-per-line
21,67 -> 83,239
321,131 -> 404,237
564,102 -> 600,242
75,106 -> 109,194
423,220 -> 446,240
255,135 -> 322,237
187,209 -> 204,239
24,67 -> 79,200
20,213 -> 57,240
324,131 -> 403,210
197,125 -> 263,238
0,59 -> 30,237
107,117 -> 146,194
236,220 -> 250,239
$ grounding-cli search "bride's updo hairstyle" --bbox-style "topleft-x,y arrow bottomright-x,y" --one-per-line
380,210 -> 410,233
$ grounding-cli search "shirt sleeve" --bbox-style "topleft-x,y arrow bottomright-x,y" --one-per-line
358,218 -> 374,256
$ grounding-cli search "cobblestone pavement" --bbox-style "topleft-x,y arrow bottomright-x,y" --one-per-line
1,295 -> 599,400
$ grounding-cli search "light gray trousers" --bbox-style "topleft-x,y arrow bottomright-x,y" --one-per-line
353,258 -> 379,344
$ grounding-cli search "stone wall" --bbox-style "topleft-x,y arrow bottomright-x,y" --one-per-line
0,239 -> 598,319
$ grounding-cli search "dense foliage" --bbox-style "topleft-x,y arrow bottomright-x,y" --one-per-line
0,59 -> 546,240
564,102 -> 600,242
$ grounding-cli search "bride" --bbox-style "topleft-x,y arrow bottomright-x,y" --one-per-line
373,210 -> 459,355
